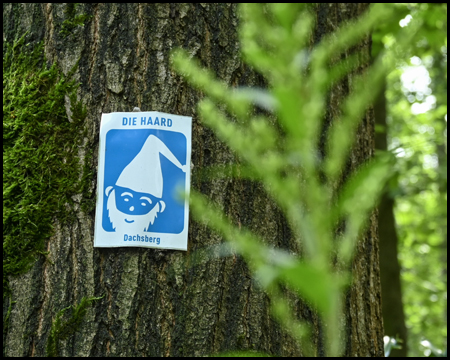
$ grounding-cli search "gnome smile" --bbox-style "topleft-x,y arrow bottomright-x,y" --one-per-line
105,134 -> 187,232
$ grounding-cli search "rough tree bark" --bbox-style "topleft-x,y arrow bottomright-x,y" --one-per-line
3,3 -> 384,357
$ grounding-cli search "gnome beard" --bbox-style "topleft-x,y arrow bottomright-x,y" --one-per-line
106,189 -> 165,232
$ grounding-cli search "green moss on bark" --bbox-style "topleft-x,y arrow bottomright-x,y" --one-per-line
60,4 -> 92,37
3,35 -> 87,296
46,295 -> 103,357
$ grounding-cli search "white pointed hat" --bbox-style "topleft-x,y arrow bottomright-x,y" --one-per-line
116,135 -> 186,198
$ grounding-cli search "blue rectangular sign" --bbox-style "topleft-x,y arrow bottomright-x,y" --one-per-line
94,112 -> 192,250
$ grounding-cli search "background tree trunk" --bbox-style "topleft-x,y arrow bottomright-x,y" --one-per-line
374,81 -> 408,357
3,3 -> 384,357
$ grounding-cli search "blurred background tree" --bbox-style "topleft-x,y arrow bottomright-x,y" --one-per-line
374,3 -> 447,357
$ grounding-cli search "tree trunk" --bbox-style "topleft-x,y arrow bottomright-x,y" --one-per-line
3,3 -> 384,357
374,81 -> 408,357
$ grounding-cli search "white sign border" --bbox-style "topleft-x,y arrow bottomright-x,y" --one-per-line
93,111 -> 192,251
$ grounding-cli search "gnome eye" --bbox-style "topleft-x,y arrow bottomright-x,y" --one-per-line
140,197 -> 152,206
121,191 -> 133,202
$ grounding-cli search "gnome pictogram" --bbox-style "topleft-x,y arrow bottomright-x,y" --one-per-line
105,134 -> 187,232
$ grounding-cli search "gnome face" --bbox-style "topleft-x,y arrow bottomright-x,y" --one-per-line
106,186 -> 165,232
114,186 -> 159,215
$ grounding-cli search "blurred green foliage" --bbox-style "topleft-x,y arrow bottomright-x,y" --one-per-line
377,3 -> 447,357
172,3 -> 415,356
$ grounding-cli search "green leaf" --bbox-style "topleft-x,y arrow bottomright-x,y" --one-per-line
278,262 -> 340,317
336,153 -> 395,263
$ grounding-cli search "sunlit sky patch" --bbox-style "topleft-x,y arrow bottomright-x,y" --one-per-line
399,14 -> 413,28
400,60 -> 437,115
